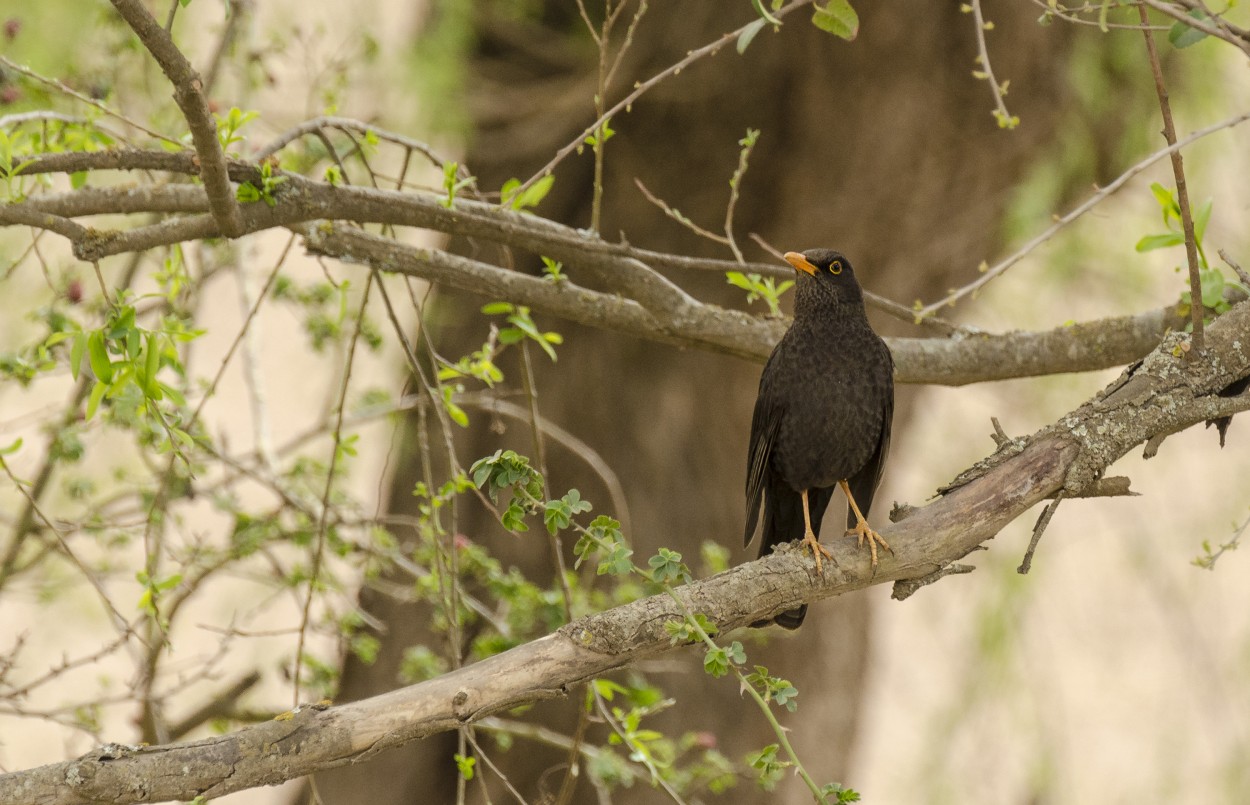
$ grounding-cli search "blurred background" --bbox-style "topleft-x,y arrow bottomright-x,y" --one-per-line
2,1 -> 1249,803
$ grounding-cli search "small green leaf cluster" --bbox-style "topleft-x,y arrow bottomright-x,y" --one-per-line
702,640 -> 746,678
572,515 -> 635,576
726,271 -> 794,316
747,743 -> 790,790
540,256 -> 565,283
746,665 -> 799,712
544,488 -> 593,534
1136,182 -> 1245,318
452,753 -> 476,780
500,174 -> 554,212
68,304 -> 201,449
479,302 -> 563,361
134,569 -> 182,626
236,161 -> 288,207
215,107 -> 260,153
441,161 -> 477,208
0,120 -> 115,199
648,547 -> 691,585
470,449 -> 544,532
664,611 -> 718,644
581,120 -> 615,151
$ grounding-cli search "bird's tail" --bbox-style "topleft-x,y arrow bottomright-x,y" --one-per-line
749,484 -> 834,630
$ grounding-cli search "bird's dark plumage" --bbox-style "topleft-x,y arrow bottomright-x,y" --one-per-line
744,249 -> 894,629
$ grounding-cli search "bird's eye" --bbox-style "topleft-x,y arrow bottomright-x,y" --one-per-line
829,260 -> 843,275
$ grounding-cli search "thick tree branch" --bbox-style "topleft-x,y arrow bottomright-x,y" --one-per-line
4,300 -> 1249,805
1,164 -> 1199,385
107,0 -> 245,237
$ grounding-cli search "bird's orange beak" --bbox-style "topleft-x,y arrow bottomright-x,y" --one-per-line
784,251 -> 817,277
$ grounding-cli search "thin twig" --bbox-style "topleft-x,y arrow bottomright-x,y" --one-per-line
723,129 -> 758,263
634,178 -> 730,244
1219,249 -> 1250,288
1018,492 -> 1064,574
1138,3 -> 1204,355
293,272 -> 374,705
969,0 -> 1018,129
0,56 -> 180,146
915,107 -> 1250,319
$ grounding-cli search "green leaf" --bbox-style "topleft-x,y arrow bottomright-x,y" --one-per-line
737,18 -> 768,54
141,333 -> 162,398
70,171 -> 88,190
445,401 -> 469,428
453,753 -> 476,781
480,302 -> 515,315
500,174 -> 555,212
1199,267 -> 1226,308
0,437 -> 22,456
812,0 -> 859,41
750,0 -> 782,24
1149,181 -> 1180,223
1194,198 -> 1213,242
86,330 -> 113,383
70,332 -> 87,381
85,380 -> 107,421
1135,233 -> 1185,252
1168,10 -> 1209,49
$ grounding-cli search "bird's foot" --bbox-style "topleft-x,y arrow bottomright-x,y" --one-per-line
802,529 -> 834,573
846,519 -> 892,569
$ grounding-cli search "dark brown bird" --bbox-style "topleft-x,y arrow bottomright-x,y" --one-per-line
744,249 -> 894,629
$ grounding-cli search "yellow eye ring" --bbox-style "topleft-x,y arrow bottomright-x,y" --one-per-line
830,260 -> 843,275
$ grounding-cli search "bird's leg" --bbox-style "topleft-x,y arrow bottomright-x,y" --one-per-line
839,480 -> 892,568
801,489 -> 834,573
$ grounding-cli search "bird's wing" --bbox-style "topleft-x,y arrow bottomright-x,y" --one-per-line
744,389 -> 782,547
845,372 -> 894,529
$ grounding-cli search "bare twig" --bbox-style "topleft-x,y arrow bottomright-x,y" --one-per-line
294,272 -> 374,704
634,178 -> 730,245
1138,3 -> 1204,355
1018,491 -> 1064,574
1219,249 -> 1250,288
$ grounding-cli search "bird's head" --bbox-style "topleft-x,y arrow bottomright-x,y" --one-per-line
784,249 -> 864,309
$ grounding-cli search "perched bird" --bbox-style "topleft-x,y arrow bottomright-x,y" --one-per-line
744,249 -> 894,629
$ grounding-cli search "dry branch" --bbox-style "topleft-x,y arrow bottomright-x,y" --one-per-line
4,299 -> 1249,805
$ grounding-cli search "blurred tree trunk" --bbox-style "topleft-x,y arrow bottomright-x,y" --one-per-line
312,2 -> 1125,802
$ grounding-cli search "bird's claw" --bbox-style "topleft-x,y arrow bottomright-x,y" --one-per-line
846,521 -> 892,569
802,529 -> 834,573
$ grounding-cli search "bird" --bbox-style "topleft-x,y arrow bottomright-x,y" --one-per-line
743,248 -> 894,629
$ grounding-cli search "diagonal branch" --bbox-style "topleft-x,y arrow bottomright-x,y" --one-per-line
107,0 -> 245,237
4,300 -> 1249,805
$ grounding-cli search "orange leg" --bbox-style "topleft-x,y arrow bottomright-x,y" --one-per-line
839,480 -> 892,568
801,489 -> 834,573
